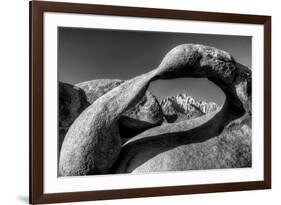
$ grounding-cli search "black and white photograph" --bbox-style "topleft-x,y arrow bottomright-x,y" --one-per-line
58,28 -> 252,176
27,1 -> 272,204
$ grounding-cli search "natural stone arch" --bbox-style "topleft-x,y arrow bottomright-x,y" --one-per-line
59,44 -> 251,176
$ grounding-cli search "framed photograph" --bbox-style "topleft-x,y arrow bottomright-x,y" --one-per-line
30,0 -> 271,204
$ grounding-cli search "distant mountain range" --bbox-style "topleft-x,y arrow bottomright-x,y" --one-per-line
159,93 -> 220,123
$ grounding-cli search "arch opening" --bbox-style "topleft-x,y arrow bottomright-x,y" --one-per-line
148,78 -> 226,123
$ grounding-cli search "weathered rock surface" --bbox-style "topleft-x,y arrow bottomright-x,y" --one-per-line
58,82 -> 89,156
59,70 -> 160,176
119,91 -> 164,138
160,93 -> 219,123
111,44 -> 252,173
76,79 -> 124,104
59,79 -> 164,158
111,107 -> 251,173
59,82 -> 89,128
59,44 -> 252,176
76,79 -> 164,138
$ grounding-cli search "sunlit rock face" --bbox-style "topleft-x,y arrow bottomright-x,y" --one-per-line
160,93 -> 219,123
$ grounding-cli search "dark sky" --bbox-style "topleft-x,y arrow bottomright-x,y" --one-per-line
58,27 -> 251,105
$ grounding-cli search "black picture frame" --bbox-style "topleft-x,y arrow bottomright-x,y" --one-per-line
30,1 -> 271,204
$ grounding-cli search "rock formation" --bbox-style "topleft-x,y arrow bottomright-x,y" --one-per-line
76,79 -> 164,138
119,91 -> 164,138
59,82 -> 90,128
59,44 -> 252,176
160,93 -> 219,123
58,82 -> 89,153
59,79 -> 164,154
76,79 -> 124,104
59,70 -> 161,175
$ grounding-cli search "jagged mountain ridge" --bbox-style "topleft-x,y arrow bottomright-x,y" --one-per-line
159,93 -> 220,123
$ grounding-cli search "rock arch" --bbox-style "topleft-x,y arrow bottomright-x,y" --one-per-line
59,44 -> 251,176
